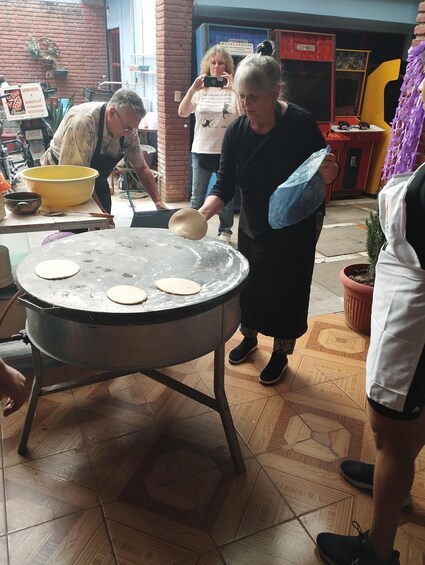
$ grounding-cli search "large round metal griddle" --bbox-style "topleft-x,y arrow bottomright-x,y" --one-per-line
16,228 -> 249,370
17,227 -> 249,322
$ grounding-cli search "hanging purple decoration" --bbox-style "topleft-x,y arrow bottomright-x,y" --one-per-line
381,42 -> 425,184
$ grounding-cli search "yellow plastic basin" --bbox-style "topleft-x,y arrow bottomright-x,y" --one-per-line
20,165 -> 99,208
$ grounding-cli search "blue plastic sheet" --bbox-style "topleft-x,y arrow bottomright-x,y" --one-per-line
268,146 -> 330,229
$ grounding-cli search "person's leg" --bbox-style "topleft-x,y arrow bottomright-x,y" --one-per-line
228,325 -> 258,364
240,325 -> 258,339
367,403 -> 425,562
189,153 -> 211,210
273,338 -> 295,356
259,337 -> 294,385
218,199 -> 234,235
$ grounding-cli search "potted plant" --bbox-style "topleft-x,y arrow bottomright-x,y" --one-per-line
53,55 -> 69,78
48,94 -> 74,132
25,36 -> 60,70
25,35 -> 42,59
339,207 -> 386,335
40,38 -> 59,70
54,68 -> 69,78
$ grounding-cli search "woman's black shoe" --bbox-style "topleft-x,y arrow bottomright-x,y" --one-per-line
259,353 -> 288,385
228,337 -> 258,364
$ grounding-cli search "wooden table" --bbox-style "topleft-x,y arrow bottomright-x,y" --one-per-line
0,198 -> 110,234
0,198 -> 110,341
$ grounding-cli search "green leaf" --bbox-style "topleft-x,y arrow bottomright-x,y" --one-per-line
365,208 -> 386,281
48,94 -> 75,132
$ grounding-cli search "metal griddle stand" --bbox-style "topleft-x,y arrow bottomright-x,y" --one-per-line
16,227 -> 248,474
18,337 -> 246,474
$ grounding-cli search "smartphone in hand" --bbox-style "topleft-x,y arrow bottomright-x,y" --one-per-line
204,76 -> 227,88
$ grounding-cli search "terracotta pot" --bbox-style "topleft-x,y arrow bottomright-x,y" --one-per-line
339,263 -> 373,335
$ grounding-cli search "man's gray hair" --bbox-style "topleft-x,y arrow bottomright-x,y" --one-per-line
108,88 -> 146,119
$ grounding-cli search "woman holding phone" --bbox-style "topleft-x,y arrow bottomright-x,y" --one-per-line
178,44 -> 242,244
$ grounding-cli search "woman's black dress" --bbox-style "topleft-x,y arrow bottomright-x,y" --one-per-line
210,103 -> 326,339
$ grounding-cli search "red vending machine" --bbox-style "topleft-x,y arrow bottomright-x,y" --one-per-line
272,29 -> 335,123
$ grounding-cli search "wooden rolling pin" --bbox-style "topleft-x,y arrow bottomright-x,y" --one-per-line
44,210 -> 114,218
66,210 -> 114,218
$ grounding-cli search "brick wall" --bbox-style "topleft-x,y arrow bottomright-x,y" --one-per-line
156,0 -> 193,202
0,0 -> 107,105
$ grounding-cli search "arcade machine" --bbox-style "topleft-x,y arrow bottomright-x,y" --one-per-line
272,31 -> 385,199
359,59 -> 401,195
330,49 -> 385,198
196,23 -> 271,74
272,29 -> 342,201
195,24 -> 272,209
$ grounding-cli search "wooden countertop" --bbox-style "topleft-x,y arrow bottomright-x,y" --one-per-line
0,198 -> 110,234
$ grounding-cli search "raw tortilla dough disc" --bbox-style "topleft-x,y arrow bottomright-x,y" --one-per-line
155,277 -> 201,296
168,208 -> 208,240
106,285 -> 147,305
35,259 -> 80,280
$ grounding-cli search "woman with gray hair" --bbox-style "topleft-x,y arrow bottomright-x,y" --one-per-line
199,42 -> 338,385
41,88 -> 166,214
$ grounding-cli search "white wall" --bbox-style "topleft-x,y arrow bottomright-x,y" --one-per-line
106,0 -> 157,112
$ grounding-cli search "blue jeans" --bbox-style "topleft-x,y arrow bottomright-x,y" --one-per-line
190,153 -> 233,234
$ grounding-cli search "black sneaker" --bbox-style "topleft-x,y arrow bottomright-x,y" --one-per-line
259,353 -> 288,385
228,337 -> 258,364
340,460 -> 412,507
340,460 -> 374,490
317,521 -> 400,565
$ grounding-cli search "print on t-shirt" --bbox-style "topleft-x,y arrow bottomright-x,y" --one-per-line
191,87 -> 241,154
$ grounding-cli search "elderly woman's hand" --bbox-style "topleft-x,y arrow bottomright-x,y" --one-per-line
318,153 -> 339,185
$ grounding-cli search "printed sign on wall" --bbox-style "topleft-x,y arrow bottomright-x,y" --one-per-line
0,83 -> 48,120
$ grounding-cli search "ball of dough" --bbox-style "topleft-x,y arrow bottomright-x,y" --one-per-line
168,208 -> 208,240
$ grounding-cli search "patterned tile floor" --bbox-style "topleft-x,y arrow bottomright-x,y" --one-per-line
2,195 -> 424,563
2,314 -> 425,564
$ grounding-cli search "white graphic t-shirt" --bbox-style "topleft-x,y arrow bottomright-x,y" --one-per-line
191,87 -> 241,154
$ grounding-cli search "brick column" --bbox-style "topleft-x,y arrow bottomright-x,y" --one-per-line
156,0 -> 193,202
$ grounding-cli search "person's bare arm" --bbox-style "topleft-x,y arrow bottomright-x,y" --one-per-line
178,76 -> 205,117
0,358 -> 26,417
133,163 -> 167,209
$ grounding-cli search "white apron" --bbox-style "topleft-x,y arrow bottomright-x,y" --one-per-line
366,165 -> 425,412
